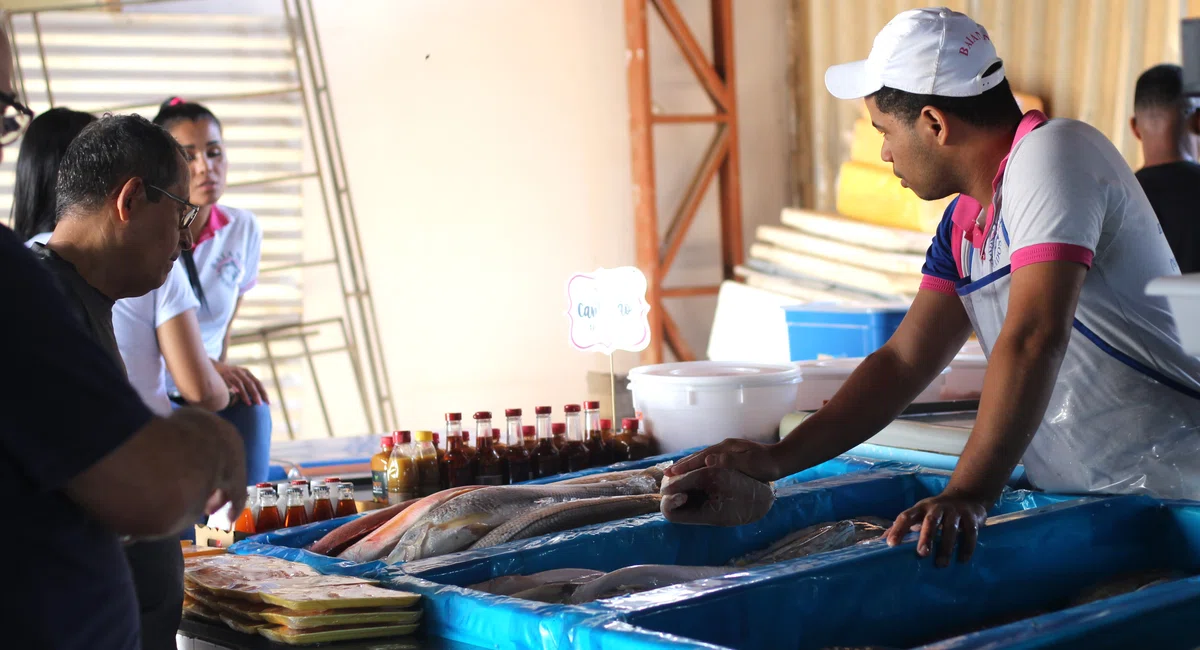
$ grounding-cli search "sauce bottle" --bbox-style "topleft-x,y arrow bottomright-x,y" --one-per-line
389,431 -> 419,504
412,430 -> 441,497
443,426 -> 475,487
611,418 -> 634,463
283,487 -> 309,528
255,486 -> 282,533
600,418 -> 615,445
445,412 -> 467,460
370,435 -> 395,504
461,430 -> 478,464
474,412 -> 506,485
562,404 -> 589,473
334,482 -> 358,517
504,408 -> 532,484
623,418 -> 652,460
433,433 -> 449,490
233,485 -> 259,534
583,400 -> 611,468
532,407 -> 561,479
311,484 -> 334,522
491,428 -> 505,456
522,425 -> 537,452
290,479 -> 313,517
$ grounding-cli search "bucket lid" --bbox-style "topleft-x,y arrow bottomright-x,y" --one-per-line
795,357 -> 951,378
627,361 -> 801,388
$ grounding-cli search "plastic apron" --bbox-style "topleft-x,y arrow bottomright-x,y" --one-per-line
952,110 -> 1200,499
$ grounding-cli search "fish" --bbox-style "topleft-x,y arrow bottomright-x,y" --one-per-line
468,494 -> 662,550
469,569 -> 605,596
567,564 -> 740,604
340,486 -> 483,562
1067,569 -> 1187,607
307,499 -> 419,557
387,476 -> 660,563
730,520 -> 868,567
555,463 -> 669,486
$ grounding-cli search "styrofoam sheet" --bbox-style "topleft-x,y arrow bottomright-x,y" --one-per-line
750,242 -> 921,298
756,224 -> 927,275
780,208 -> 932,255
614,496 -> 1200,650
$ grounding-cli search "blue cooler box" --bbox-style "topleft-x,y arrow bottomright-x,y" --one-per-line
784,303 -> 908,360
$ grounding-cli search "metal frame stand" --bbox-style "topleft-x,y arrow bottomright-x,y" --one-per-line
624,0 -> 745,365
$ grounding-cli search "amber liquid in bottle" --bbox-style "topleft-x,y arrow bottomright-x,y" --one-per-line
473,412 -> 506,486
443,433 -> 475,487
531,407 -> 561,479
370,435 -> 395,503
255,487 -> 282,533
504,410 -> 532,484
611,418 -> 635,463
583,401 -> 611,468
562,405 -> 589,473
283,488 -> 309,528
310,485 -> 334,522
334,482 -> 358,518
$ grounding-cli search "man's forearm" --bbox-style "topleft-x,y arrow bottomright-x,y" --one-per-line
773,345 -> 954,477
946,325 -> 1071,502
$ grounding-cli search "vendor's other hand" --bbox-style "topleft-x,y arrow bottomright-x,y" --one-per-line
213,360 -> 268,406
885,493 -> 988,567
664,438 -> 781,483
660,466 -> 775,527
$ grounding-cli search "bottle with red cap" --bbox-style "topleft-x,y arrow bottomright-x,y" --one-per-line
311,483 -> 334,522
255,485 -> 282,533
600,418 -> 615,445
473,412 -> 506,485
290,479 -> 313,517
612,418 -> 635,462
562,404 -> 589,473
370,435 -> 394,504
504,408 -> 532,484
522,425 -> 537,452
532,406 -> 561,478
492,428 -> 506,456
623,418 -> 654,460
433,433 -> 449,490
335,482 -> 358,518
283,486 -> 309,528
442,421 -> 475,487
583,401 -> 612,468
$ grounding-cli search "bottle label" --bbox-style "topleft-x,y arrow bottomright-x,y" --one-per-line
371,470 -> 388,502
477,473 -> 504,486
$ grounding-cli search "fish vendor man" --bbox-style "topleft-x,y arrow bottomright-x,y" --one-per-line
663,7 -> 1200,566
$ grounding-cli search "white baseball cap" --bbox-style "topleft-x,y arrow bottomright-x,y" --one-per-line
825,7 -> 1005,100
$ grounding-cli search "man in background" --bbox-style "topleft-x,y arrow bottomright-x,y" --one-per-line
1131,63 -> 1200,273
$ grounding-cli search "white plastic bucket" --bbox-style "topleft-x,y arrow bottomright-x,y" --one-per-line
1146,274 -> 1200,355
942,354 -> 987,400
627,361 -> 802,454
794,358 -> 947,411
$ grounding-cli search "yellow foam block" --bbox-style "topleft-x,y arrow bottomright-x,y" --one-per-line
835,161 -> 950,233
850,118 -> 886,168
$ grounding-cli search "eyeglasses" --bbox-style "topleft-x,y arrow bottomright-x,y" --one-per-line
0,91 -> 33,146
147,183 -> 200,230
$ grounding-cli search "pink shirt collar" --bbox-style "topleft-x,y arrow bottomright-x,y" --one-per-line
193,204 -> 230,248
951,110 -> 1049,248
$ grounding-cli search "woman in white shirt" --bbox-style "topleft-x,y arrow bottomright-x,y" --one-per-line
154,97 -> 272,484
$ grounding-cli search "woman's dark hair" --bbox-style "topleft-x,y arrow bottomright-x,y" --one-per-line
870,63 -> 1022,130
11,107 -> 96,240
153,96 -> 222,310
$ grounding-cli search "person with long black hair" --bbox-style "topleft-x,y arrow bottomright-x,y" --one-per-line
12,106 -> 95,243
153,97 -> 271,485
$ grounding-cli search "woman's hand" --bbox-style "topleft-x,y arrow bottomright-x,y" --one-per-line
212,360 -> 268,406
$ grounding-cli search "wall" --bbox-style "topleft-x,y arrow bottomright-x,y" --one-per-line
308,0 -> 791,433
791,0 -> 1200,212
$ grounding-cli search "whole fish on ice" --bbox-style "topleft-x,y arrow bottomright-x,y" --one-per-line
555,464 -> 669,485
468,569 -> 605,597
307,499 -> 418,557
469,494 -> 662,550
340,486 -> 482,562
729,518 -> 888,567
387,476 -> 660,563
567,565 -> 740,604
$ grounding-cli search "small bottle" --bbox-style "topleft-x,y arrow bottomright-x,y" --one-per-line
234,486 -> 258,534
522,425 -> 537,452
445,412 -> 465,459
562,404 -> 589,473
504,409 -> 532,484
474,412 -> 506,485
492,428 -> 506,455
311,484 -> 334,522
255,486 -> 282,533
433,433 -> 449,490
283,487 -> 308,528
552,422 -> 568,451
290,479 -> 313,517
611,418 -> 634,463
532,408 -> 561,479
389,431 -> 419,504
600,419 -> 615,445
412,430 -> 441,498
370,435 -> 395,503
583,400 -> 611,468
443,426 -> 475,487
624,418 -> 653,460
334,482 -> 358,517
461,430 -> 478,463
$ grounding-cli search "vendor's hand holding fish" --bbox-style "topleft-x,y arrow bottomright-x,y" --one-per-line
660,466 -> 774,527
885,491 -> 988,567
664,438 -> 783,483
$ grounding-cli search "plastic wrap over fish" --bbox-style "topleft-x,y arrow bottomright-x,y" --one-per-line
607,496 -> 1200,650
